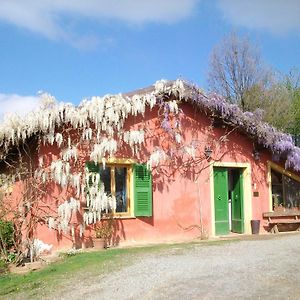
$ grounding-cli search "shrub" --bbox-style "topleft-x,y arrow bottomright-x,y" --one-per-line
0,258 -> 8,275
0,220 -> 14,257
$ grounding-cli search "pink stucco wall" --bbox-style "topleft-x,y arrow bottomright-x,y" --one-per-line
6,102 -> 280,250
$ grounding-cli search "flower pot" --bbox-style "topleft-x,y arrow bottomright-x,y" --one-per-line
250,220 -> 260,234
93,238 -> 106,249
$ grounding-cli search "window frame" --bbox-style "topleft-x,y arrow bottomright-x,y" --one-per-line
268,161 -> 300,210
100,158 -> 135,218
105,163 -> 132,217
86,158 -> 153,218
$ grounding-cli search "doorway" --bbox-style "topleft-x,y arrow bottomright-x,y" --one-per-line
213,167 -> 244,235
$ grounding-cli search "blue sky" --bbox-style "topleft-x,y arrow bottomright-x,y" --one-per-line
0,0 -> 299,117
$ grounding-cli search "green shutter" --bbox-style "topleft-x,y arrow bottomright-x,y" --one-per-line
86,161 -> 100,173
134,164 -> 152,217
85,161 -> 100,186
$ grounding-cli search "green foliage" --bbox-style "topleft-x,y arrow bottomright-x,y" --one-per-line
242,69 -> 300,136
0,220 -> 14,256
7,252 -> 16,263
0,258 -> 8,275
289,88 -> 300,135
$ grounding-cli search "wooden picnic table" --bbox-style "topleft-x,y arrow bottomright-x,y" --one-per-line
262,210 -> 300,233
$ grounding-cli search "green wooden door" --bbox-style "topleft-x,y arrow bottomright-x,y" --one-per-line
231,169 -> 244,233
214,168 -> 229,235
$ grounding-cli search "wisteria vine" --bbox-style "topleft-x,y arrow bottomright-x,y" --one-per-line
0,78 -> 299,242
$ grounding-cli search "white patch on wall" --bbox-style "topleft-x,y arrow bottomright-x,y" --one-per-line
33,239 -> 53,256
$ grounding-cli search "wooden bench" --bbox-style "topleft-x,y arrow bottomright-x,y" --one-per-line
262,211 -> 300,234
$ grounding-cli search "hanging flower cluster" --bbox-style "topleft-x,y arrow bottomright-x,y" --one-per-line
123,130 -> 145,155
147,148 -> 169,170
48,197 -> 80,235
83,170 -> 116,225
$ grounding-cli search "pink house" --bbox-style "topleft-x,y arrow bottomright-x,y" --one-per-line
1,79 -> 300,252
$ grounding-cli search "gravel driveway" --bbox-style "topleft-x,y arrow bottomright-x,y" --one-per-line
57,234 -> 300,300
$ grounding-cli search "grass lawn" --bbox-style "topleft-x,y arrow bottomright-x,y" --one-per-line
0,247 -> 144,299
0,239 -> 236,299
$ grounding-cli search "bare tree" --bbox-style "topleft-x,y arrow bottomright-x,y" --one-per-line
207,32 -> 271,111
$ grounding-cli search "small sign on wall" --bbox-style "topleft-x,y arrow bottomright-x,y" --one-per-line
253,191 -> 259,197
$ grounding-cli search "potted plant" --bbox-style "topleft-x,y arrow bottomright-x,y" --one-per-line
94,214 -> 115,249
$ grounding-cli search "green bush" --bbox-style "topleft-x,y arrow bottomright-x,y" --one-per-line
0,220 -> 14,255
0,258 -> 8,275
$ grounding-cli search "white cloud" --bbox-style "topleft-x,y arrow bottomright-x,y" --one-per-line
217,0 -> 300,35
0,93 -> 40,121
0,0 -> 199,45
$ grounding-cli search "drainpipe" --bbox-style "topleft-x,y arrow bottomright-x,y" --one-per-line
196,180 -> 205,239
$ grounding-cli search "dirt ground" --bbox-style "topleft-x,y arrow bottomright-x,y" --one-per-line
46,233 -> 300,300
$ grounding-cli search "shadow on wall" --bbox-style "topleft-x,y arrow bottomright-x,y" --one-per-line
111,218 -> 126,246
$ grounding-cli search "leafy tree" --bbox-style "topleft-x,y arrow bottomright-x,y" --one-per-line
0,220 -> 14,259
207,32 -> 271,111
284,69 -> 300,136
243,82 -> 294,133
207,33 -> 300,138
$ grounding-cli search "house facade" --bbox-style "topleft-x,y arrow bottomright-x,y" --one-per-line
1,79 -> 300,251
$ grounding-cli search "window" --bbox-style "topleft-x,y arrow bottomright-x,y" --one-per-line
99,165 -> 129,213
271,168 -> 300,210
86,161 -> 152,217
